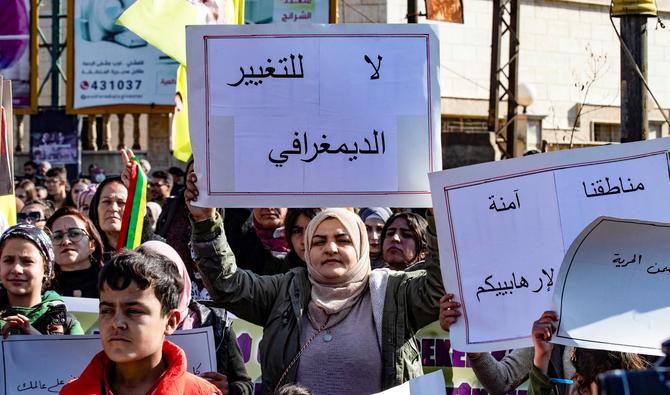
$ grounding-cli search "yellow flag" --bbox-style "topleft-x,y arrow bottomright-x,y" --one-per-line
0,195 -> 16,226
118,0 -> 245,162
172,65 -> 191,162
116,0 -> 199,65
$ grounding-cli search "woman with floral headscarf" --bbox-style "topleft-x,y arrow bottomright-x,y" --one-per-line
0,224 -> 84,336
185,172 -> 444,394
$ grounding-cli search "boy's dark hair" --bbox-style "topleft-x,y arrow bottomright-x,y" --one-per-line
24,161 -> 38,170
168,166 -> 185,178
98,249 -> 184,316
151,170 -> 173,187
46,167 -> 67,181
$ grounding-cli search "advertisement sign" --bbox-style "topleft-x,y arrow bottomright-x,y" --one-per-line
0,0 -> 38,113
30,109 -> 80,179
66,0 -> 178,113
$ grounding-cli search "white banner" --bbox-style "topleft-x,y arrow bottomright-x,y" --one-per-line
0,328 -> 216,394
429,138 -> 670,352
552,217 -> 670,356
70,0 -> 177,109
186,24 -> 441,208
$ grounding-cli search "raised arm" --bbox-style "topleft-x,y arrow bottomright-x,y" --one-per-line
405,210 -> 446,330
186,172 -> 284,326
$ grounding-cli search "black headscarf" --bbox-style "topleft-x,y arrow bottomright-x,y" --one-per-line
88,176 -> 158,261
88,176 -> 124,254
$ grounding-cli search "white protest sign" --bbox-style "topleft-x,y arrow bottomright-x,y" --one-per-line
0,328 -> 216,395
372,370 -> 446,395
186,24 -> 441,208
429,138 -> 670,351
552,217 -> 670,356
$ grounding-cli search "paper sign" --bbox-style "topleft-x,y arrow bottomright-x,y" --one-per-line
373,370 -> 446,394
186,24 -> 441,208
429,138 -> 670,351
62,296 -> 99,334
0,328 -> 216,395
552,217 -> 670,356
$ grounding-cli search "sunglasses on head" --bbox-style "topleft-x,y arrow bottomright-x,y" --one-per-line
17,212 -> 46,223
51,228 -> 89,244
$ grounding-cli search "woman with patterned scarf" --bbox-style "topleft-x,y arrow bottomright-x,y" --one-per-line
0,224 -> 83,336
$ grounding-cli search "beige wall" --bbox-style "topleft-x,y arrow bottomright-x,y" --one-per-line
387,0 -> 670,142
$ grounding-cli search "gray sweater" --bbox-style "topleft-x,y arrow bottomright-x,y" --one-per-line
468,347 -> 577,395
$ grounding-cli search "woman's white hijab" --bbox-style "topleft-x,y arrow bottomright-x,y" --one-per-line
304,208 -> 371,330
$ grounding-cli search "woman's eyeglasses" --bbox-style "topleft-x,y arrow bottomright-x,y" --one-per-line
17,211 -> 46,224
51,228 -> 89,244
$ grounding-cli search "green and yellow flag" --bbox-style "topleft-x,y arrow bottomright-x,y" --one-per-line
116,158 -> 147,251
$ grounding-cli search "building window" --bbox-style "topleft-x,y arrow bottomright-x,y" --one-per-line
442,116 -> 489,133
649,122 -> 663,139
593,123 -> 621,143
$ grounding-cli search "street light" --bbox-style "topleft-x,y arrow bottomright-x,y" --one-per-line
517,82 -> 536,114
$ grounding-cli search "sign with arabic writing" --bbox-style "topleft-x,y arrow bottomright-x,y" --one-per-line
66,0 -> 178,112
552,216 -> 670,356
272,0 -> 331,23
0,328 -> 216,394
186,24 -> 441,208
429,138 -> 670,352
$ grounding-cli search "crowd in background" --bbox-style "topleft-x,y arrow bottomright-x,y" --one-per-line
0,155 -> 656,395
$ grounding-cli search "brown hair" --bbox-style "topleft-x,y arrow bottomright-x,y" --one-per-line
572,348 -> 649,393
381,212 -> 428,267
284,208 -> 323,249
45,207 -> 104,266
17,179 -> 37,202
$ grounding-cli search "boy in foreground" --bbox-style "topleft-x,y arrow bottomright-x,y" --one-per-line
61,250 -> 221,395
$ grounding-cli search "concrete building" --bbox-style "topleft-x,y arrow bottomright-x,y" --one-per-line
341,0 -> 670,167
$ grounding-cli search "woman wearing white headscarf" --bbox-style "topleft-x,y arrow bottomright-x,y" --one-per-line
184,174 -> 444,395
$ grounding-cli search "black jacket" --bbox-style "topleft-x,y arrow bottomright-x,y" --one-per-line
189,300 -> 254,395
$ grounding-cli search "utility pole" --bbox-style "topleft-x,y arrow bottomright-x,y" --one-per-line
612,0 -> 657,142
487,0 -> 520,158
407,0 -> 418,23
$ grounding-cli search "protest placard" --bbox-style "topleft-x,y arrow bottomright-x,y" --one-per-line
552,217 -> 670,356
0,78 -> 14,197
0,328 -> 216,395
429,138 -> 670,351
373,370 -> 445,394
186,24 -> 441,208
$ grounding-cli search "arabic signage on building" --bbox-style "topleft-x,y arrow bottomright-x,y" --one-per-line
66,0 -> 178,112
186,24 -> 442,208
429,138 -> 670,352
245,0 -> 331,24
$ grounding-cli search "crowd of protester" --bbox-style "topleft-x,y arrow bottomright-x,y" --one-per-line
0,154 -> 655,395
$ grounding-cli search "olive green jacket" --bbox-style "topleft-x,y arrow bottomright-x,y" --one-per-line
191,212 -> 444,394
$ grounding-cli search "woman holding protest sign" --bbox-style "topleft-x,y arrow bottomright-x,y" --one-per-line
0,224 -> 84,336
184,170 -> 444,394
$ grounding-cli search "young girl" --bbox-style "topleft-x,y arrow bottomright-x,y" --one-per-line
0,224 -> 83,336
